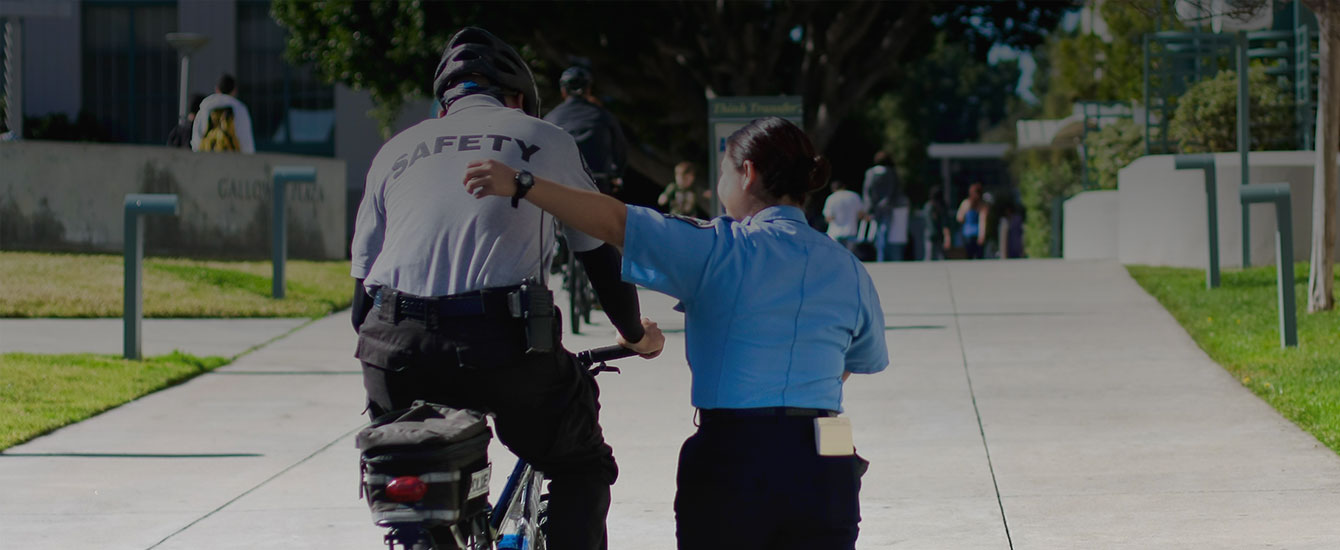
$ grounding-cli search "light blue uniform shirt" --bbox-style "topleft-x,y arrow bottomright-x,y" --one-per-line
622,205 -> 888,411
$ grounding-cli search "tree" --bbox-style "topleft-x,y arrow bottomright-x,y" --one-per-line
864,31 -> 1025,199
1040,1 -> 1182,117
1302,0 -> 1338,312
272,1 -> 1068,180
271,1 -> 471,138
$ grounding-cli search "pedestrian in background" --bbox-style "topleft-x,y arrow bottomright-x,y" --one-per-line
166,94 -> 205,149
923,185 -> 951,261
957,182 -> 989,260
191,74 -> 255,153
862,150 -> 905,261
823,179 -> 867,248
658,161 -> 711,218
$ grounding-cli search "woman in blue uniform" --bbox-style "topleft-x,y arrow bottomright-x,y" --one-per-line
464,116 -> 888,549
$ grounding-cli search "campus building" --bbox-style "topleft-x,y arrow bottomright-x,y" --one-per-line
2,0 -> 435,258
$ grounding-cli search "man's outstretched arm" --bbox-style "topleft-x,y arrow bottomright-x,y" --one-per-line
575,243 -> 643,343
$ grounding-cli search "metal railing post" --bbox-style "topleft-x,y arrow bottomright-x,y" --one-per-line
1174,154 -> 1220,289
1242,204 -> 1252,267
271,166 -> 316,299
1240,183 -> 1298,348
1238,31 -> 1252,267
123,194 -> 179,360
1051,195 -> 1066,258
1276,194 -> 1298,348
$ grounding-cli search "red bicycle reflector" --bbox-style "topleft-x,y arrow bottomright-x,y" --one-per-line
386,476 -> 428,503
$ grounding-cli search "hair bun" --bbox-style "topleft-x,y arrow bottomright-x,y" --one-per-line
808,155 -> 832,192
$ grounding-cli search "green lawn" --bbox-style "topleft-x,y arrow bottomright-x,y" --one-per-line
1128,264 -> 1340,454
0,251 -> 353,317
0,352 -> 230,449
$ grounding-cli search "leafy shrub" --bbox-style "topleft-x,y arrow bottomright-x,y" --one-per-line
1085,118 -> 1145,190
1016,150 -> 1081,258
1170,65 -> 1295,153
22,111 -> 114,142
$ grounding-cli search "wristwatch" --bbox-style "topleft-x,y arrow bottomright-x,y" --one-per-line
511,170 -> 535,208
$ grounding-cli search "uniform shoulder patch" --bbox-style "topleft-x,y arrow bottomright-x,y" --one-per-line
662,213 -> 714,228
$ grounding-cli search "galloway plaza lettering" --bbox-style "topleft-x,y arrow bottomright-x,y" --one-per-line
218,178 -> 325,202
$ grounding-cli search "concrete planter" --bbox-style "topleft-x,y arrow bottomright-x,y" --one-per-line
1063,190 -> 1120,260
1112,151 -> 1337,268
1,141 -> 346,260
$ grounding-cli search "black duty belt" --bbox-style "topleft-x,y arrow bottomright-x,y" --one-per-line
698,407 -> 839,423
375,287 -> 517,322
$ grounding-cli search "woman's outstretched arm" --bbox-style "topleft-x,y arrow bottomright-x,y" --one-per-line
463,159 -> 627,248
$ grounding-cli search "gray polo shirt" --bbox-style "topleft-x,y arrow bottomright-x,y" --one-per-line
351,94 -> 602,297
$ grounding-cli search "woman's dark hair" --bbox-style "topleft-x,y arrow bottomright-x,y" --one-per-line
725,117 -> 830,204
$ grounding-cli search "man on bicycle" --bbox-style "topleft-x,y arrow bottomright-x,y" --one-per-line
350,27 -> 664,550
542,65 -> 627,195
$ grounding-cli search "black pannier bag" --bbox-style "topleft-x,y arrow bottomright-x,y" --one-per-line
357,401 -> 493,528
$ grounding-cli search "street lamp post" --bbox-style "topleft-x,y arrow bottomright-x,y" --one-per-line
165,32 -> 209,123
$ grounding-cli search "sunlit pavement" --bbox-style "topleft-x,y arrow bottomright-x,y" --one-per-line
4,259 -> 1340,549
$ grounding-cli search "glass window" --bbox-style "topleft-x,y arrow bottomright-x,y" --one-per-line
82,1 -> 178,144
2,18 -> 8,132
236,0 -> 334,156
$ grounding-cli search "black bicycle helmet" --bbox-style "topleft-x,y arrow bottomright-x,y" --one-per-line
433,27 -> 539,116
559,66 -> 592,93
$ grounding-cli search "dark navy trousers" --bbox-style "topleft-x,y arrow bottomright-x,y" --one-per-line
674,414 -> 868,549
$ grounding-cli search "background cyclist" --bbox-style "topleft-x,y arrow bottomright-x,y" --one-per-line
542,65 -> 628,195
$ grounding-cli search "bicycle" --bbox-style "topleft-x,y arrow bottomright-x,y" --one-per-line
556,235 -> 596,335
362,344 -> 636,550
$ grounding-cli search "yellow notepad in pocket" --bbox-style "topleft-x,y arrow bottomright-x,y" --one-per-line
814,416 -> 854,456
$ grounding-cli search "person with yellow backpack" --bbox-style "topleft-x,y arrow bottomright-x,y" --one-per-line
191,74 -> 255,153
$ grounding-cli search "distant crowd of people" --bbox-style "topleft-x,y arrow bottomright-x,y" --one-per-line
807,152 -> 1026,262
651,150 -> 1025,262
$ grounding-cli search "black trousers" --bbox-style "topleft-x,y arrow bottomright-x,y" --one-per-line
674,415 -> 868,550
357,303 -> 616,550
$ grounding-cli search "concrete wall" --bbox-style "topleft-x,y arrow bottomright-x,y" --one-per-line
0,141 -> 346,259
1063,190 -> 1119,260
1117,151 -> 1339,268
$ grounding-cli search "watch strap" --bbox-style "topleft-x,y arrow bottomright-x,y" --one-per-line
511,170 -> 533,208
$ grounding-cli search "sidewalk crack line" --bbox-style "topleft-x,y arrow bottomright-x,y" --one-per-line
144,423 -> 363,549
947,265 -> 1013,550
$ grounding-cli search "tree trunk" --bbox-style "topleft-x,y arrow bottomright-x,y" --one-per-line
1308,11 -> 1339,313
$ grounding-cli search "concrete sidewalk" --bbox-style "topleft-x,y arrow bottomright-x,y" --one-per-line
3,260 -> 1340,549
0,318 -> 309,358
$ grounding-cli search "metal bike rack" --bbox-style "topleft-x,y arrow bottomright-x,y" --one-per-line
271,165 -> 316,299
1239,183 -> 1298,348
1174,154 -> 1220,289
123,193 -> 179,360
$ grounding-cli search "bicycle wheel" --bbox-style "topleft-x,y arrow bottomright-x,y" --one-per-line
523,467 -> 548,550
496,464 -> 546,550
567,248 -> 584,335
579,268 -> 593,325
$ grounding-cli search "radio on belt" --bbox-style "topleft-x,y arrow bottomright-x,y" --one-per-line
508,280 -> 555,353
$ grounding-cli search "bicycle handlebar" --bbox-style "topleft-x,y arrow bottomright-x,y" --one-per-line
575,345 -> 638,367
